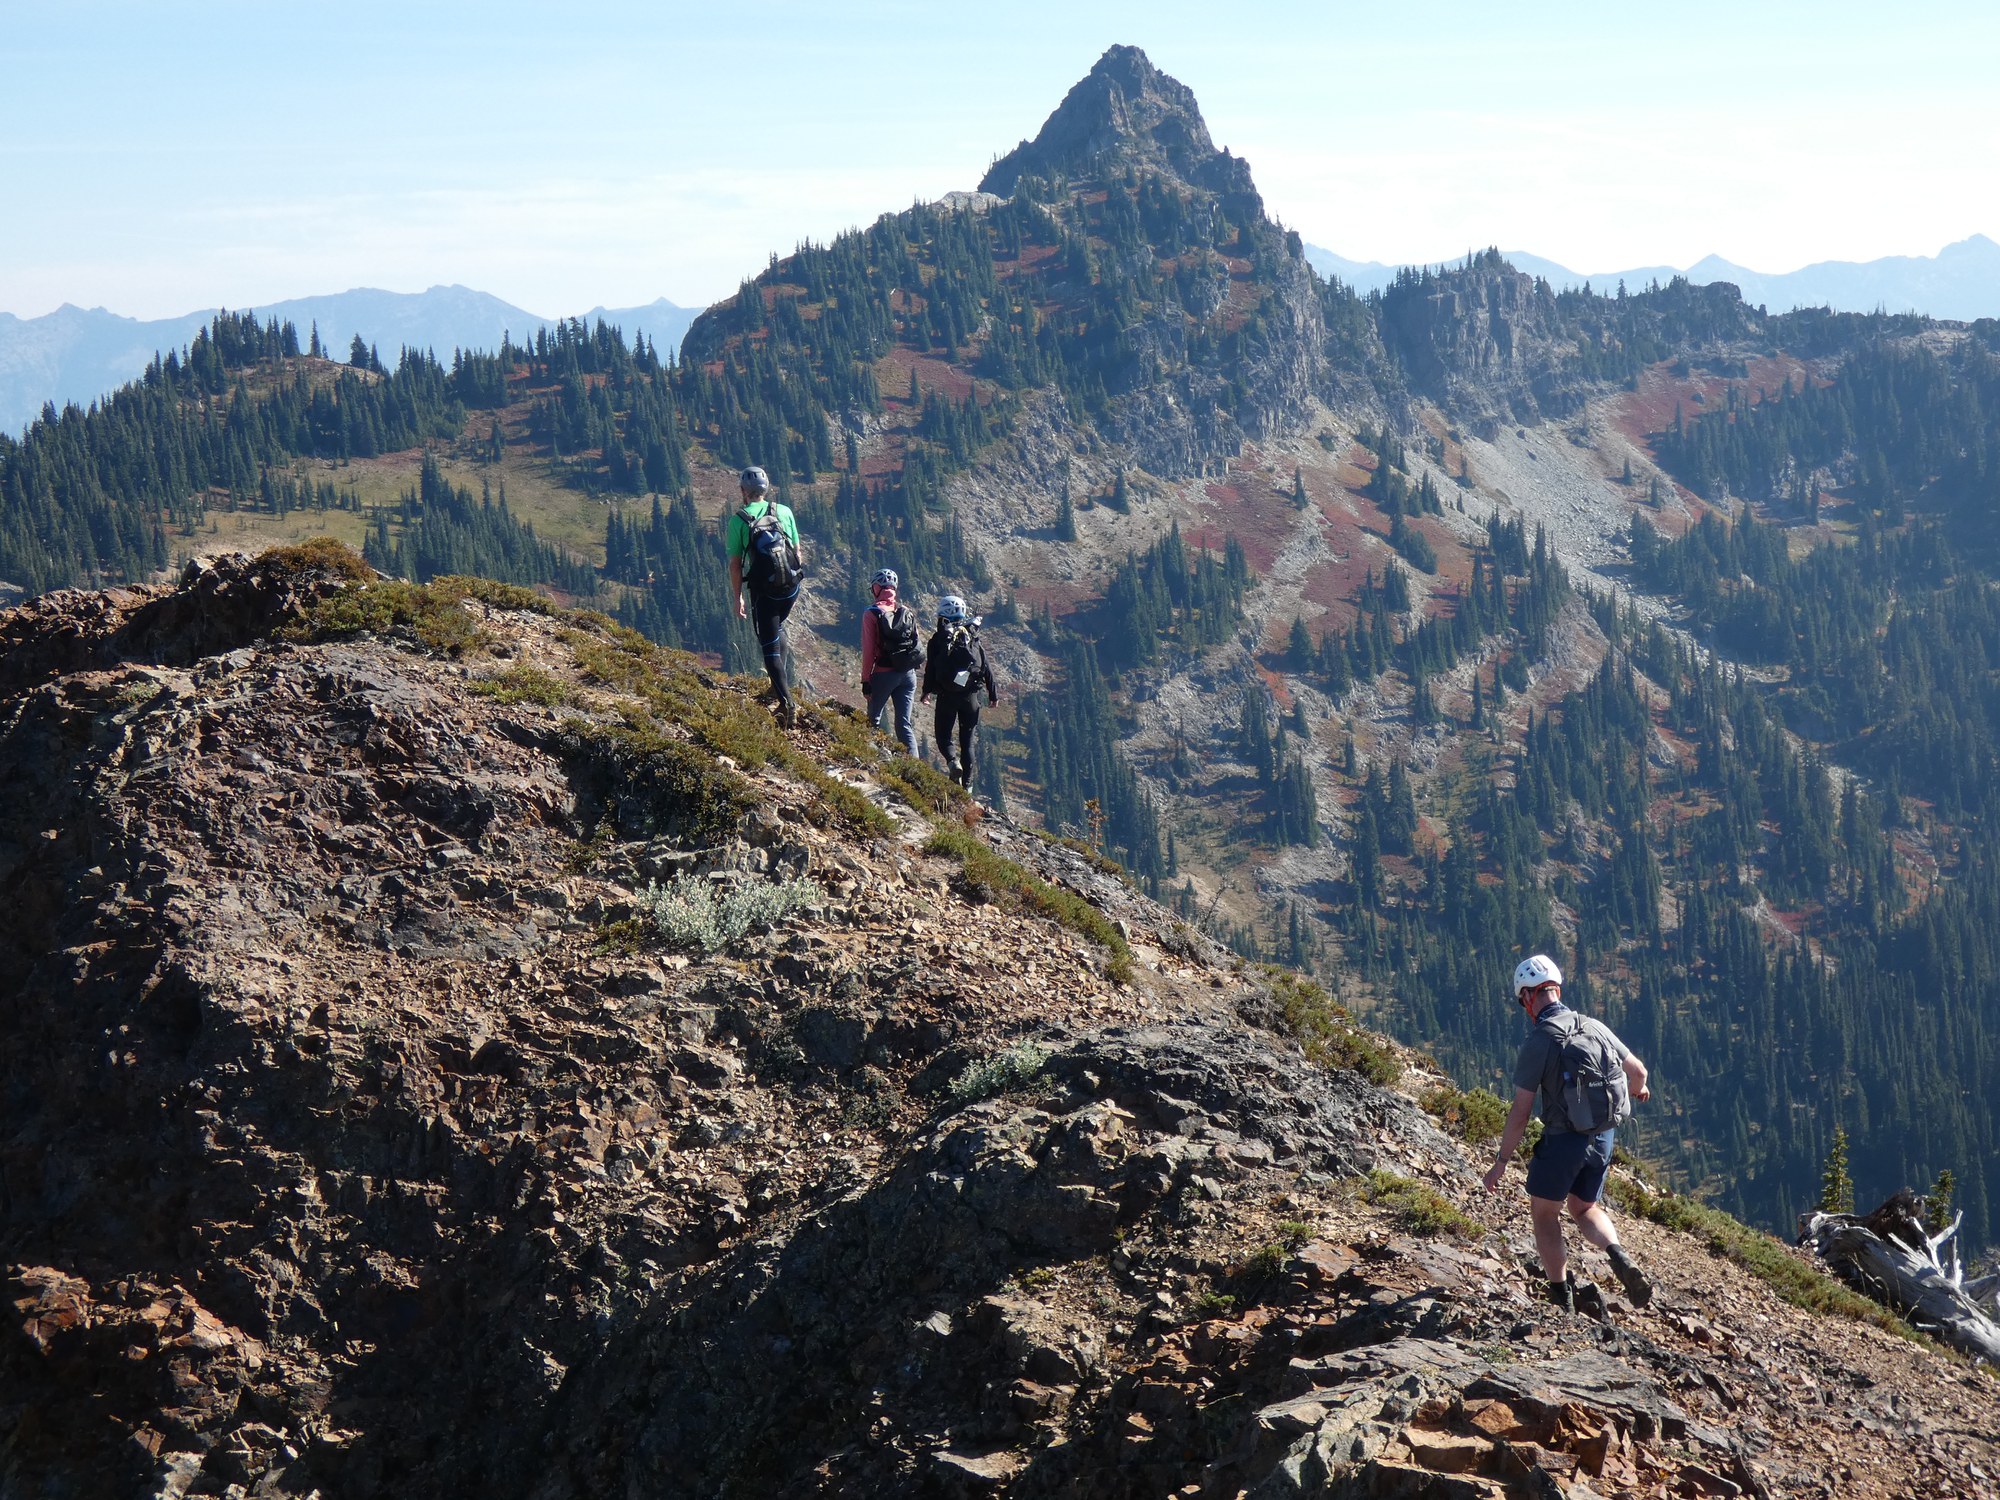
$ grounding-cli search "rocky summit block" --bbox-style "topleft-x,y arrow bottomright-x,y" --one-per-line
0,550 -> 1996,1499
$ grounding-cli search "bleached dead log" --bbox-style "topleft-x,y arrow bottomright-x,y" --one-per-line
1965,1272 -> 2000,1318
1799,1190 -> 2000,1363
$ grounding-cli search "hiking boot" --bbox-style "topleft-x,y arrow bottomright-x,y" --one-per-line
1607,1245 -> 1653,1308
956,762 -> 974,788
944,759 -> 962,783
774,700 -> 796,730
1546,1274 -> 1575,1315
1573,1279 -> 1612,1322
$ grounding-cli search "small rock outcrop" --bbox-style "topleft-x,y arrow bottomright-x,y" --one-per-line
1377,252 -> 1765,430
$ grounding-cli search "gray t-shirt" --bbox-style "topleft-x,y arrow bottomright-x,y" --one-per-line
1512,1002 -> 1632,1131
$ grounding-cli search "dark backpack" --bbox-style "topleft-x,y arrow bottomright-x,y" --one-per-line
739,503 -> 803,596
1538,1012 -> 1632,1133
940,624 -> 983,693
873,603 -> 921,671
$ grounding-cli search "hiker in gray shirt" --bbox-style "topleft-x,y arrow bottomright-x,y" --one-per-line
1481,954 -> 1656,1316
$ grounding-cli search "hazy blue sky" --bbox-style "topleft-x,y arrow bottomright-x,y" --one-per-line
4,1 -> 1996,318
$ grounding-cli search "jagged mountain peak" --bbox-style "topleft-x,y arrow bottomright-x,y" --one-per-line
980,44 -> 1258,213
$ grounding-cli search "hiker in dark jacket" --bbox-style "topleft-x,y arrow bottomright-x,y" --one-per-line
920,594 -> 998,789
1482,954 -> 1655,1316
860,567 -> 920,756
724,465 -> 804,727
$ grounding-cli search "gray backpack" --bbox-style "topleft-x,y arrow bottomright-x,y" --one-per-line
1539,1012 -> 1631,1133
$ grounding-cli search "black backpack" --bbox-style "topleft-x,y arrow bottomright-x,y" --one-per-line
940,624 -> 983,693
873,603 -> 921,671
740,503 -> 803,596
1538,1012 -> 1632,1133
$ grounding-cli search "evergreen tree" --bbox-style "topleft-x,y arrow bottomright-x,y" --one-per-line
1819,1126 -> 1854,1215
1926,1169 -> 1957,1234
1287,616 -> 1314,672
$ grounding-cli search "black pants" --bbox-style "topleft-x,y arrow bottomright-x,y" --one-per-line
750,589 -> 798,705
935,695 -> 980,775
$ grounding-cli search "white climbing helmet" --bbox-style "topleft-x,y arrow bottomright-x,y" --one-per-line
1513,954 -> 1563,995
937,594 -> 968,623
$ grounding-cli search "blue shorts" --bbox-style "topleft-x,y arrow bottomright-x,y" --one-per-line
1525,1128 -> 1616,1204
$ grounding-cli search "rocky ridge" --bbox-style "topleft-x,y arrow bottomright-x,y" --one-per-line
2,548 -> 1996,1498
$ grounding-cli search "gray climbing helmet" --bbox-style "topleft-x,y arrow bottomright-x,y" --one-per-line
739,465 -> 771,493
871,567 -> 899,592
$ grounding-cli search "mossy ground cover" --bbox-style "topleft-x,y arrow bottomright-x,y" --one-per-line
289,566 -> 558,657
469,664 -> 576,707
563,628 -> 897,838
1419,1082 -> 1510,1146
1603,1176 -> 1924,1341
816,701 -> 969,821
1418,1081 -> 1539,1160
1361,1170 -> 1481,1238
285,548 -> 893,838
924,824 -> 1136,985
278,541 -> 1137,981
1260,967 -> 1401,1086
259,536 -> 377,583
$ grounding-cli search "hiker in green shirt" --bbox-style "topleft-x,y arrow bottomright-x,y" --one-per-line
725,466 -> 805,727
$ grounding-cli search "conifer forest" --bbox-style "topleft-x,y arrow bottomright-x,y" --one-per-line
7,120 -> 2000,1258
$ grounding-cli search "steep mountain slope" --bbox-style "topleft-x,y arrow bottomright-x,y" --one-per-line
4,547 -> 1997,1498
4,45 -> 1999,1260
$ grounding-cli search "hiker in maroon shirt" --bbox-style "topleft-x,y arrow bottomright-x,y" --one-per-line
859,568 -> 921,756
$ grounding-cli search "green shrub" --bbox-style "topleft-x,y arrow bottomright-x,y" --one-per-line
1276,1219 -> 1315,1251
1603,1176 -> 1919,1338
1033,828 -> 1132,883
925,825 -> 1135,984
288,571 -> 566,657
1419,1083 -> 1510,1146
259,536 -> 375,582
816,705 -> 968,820
1361,1170 -> 1480,1237
1184,1289 -> 1237,1321
566,630 -> 896,838
470,664 -> 573,707
563,719 -> 753,848
443,575 -> 560,616
288,577 -> 488,655
645,873 -> 824,953
1262,967 -> 1401,1085
877,755 -> 968,819
948,1041 -> 1052,1105
1244,1243 -> 1288,1279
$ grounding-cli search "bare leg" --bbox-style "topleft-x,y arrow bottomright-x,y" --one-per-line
1567,1196 -> 1622,1252
1530,1196 -> 1568,1281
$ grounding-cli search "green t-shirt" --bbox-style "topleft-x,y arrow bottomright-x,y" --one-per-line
725,498 -> 800,560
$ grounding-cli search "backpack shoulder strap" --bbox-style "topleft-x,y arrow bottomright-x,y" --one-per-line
1537,1011 -> 1583,1043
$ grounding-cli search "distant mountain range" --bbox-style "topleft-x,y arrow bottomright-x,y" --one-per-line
0,286 -> 701,436
12,233 -> 1995,439
1304,234 -> 2000,323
